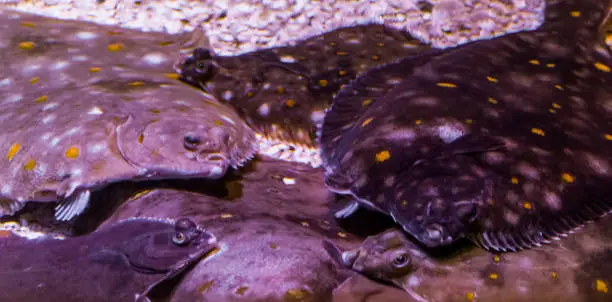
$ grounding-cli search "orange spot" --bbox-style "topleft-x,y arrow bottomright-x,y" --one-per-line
29,77 -> 39,84
284,99 -> 296,108
436,82 -> 457,88
235,286 -> 248,295
401,200 -> 408,207
465,292 -> 475,301
562,173 -> 574,183
522,202 -> 532,210
375,150 -> 391,162
338,69 -> 347,76
23,159 -> 36,171
486,76 -> 498,83
318,79 -> 328,87
546,63 -> 555,68
214,120 -> 223,126
493,255 -> 501,263
376,42 -> 385,47
489,273 -> 499,280
511,177 -> 519,184
18,41 -> 35,50
150,109 -> 161,114
594,62 -> 611,72
361,99 -> 373,106
361,117 -> 374,127
65,147 -> 79,159
34,95 -> 47,103
415,120 -> 422,125
128,81 -> 144,86
337,232 -> 347,238
164,73 -> 180,79
20,22 -> 36,28
487,97 -> 498,104
138,134 -> 144,144
549,109 -> 557,113
552,103 -> 561,109
371,55 -> 380,60
300,221 -> 310,227
465,119 -> 473,124
220,213 -> 232,219
247,91 -> 254,97
276,86 -> 285,93
604,133 -> 612,140
6,143 -> 21,161
551,271 -> 559,279
569,11 -> 581,17
336,51 -> 348,56
528,59 -> 540,65
89,67 -> 101,73
531,128 -> 545,136
554,84 -> 564,90
596,279 -> 608,293
107,43 -> 124,52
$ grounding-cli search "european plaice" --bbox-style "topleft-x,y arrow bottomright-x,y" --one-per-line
0,9 -> 256,221
320,0 -> 612,252
177,24 -> 435,167
0,217 -> 217,302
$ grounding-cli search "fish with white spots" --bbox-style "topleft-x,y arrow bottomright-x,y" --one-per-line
177,24 -> 434,166
0,10 -> 257,221
320,0 -> 612,252
0,217 -> 218,302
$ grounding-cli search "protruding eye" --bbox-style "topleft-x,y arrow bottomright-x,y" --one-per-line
172,231 -> 187,245
392,253 -> 410,268
184,135 -> 201,151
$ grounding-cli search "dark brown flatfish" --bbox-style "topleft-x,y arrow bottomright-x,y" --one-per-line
320,0 -> 612,252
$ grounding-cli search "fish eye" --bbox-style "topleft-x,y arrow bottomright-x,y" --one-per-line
392,253 -> 410,268
183,135 -> 202,151
172,231 -> 187,245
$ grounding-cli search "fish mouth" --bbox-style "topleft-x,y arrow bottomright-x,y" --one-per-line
340,248 -> 366,272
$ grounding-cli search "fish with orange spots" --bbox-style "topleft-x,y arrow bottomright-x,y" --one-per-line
0,10 -> 257,221
330,214 -> 612,302
320,0 -> 612,252
177,24 -> 434,167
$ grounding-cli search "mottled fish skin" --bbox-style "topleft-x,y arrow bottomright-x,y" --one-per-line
335,215 -> 612,302
0,217 -> 217,302
99,157 -> 362,302
320,0 -> 612,251
0,10 -> 257,220
177,24 -> 434,166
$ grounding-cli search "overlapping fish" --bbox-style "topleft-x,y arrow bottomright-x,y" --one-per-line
0,10 -> 257,221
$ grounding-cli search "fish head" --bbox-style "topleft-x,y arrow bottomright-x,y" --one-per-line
390,166 -> 484,248
340,228 -> 421,285
117,100 -> 256,179
122,218 -> 217,274
178,47 -> 220,89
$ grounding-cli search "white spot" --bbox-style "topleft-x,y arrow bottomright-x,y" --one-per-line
282,177 -> 296,185
72,55 -> 88,62
220,115 -> 236,125
42,114 -> 56,124
221,90 -> 233,101
5,94 -> 22,103
64,127 -> 81,136
42,102 -> 58,111
210,165 -> 223,176
87,106 -> 104,115
407,275 -> 421,286
0,78 -> 12,87
279,55 -> 297,63
52,61 -> 70,70
141,52 -> 168,65
1,184 -> 11,195
75,31 -> 98,40
50,137 -> 61,146
311,110 -> 325,124
257,103 -> 270,117
71,168 -> 83,177
23,64 -> 42,73
435,125 -> 464,143
87,143 -> 106,154
40,132 -> 52,141
544,191 -> 563,211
